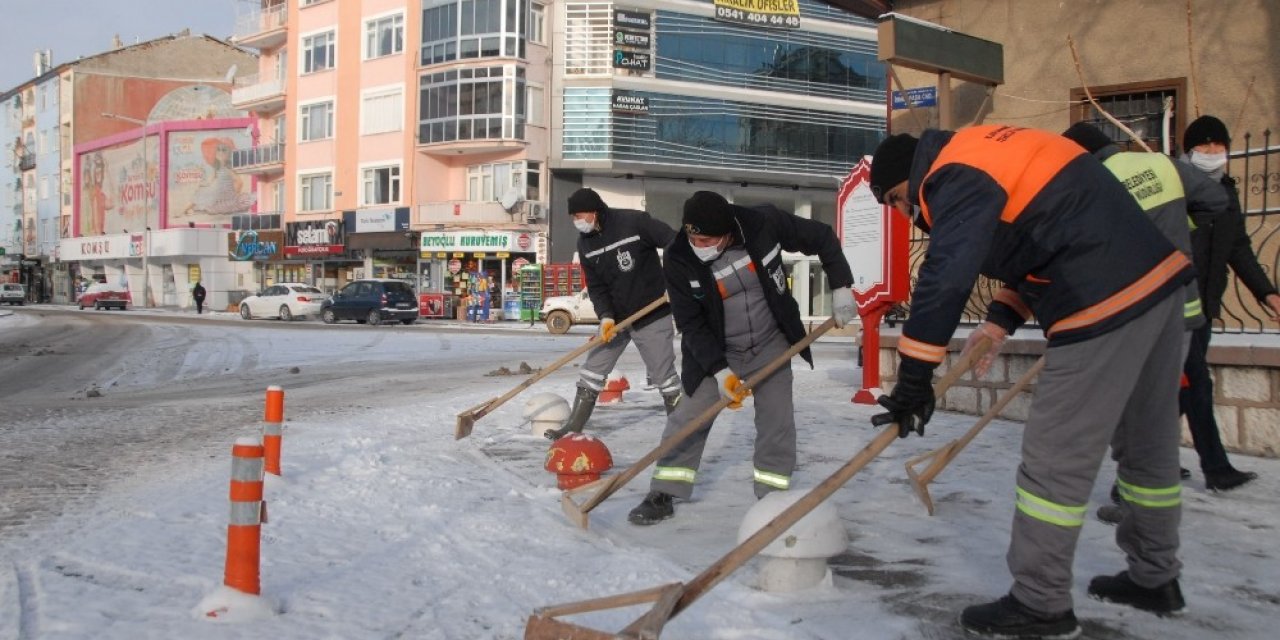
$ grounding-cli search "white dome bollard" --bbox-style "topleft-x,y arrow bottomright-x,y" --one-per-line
522,393 -> 571,437
737,491 -> 848,592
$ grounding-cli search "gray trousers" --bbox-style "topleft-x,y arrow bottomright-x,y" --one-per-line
1008,293 -> 1184,613
649,330 -> 795,500
578,316 -> 680,396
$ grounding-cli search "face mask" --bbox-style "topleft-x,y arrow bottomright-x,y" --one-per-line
1190,151 -> 1228,174
573,219 -> 595,234
690,240 -> 724,263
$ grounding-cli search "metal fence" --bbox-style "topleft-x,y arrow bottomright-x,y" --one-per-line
898,128 -> 1280,334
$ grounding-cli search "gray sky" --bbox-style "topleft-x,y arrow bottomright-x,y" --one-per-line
1,0 -> 240,92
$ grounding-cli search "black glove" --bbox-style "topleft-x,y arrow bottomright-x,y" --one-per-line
871,358 -> 936,438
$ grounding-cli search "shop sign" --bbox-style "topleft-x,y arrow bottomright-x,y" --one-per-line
613,8 -> 651,30
613,29 -> 650,48
512,257 -> 530,275
128,233 -> 144,258
59,235 -> 134,260
345,207 -> 410,233
611,92 -> 649,114
713,0 -> 800,29
419,230 -> 522,253
285,219 -> 345,257
613,50 -> 651,71
228,229 -> 281,262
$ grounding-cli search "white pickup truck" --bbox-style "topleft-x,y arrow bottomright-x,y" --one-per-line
540,290 -> 599,334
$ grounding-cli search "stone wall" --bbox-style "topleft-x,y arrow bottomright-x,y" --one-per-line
878,335 -> 1280,459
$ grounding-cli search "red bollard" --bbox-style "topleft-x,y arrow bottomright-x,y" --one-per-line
597,376 -> 630,405
263,386 -> 284,476
224,437 -> 265,596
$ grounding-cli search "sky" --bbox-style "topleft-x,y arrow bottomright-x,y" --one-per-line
0,306 -> 1277,639
0,0 -> 240,92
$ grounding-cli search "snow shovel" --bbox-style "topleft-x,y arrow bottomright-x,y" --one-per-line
905,354 -> 1045,515
525,342 -> 986,639
560,317 -> 837,530
454,295 -> 669,440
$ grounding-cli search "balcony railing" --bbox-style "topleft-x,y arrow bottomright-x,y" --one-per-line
18,153 -> 35,171
233,4 -> 288,48
231,142 -> 284,174
231,74 -> 286,111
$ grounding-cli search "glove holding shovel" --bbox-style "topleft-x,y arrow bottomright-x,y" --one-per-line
871,356 -> 935,438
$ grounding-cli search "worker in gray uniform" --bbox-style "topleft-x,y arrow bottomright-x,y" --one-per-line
545,188 -> 681,440
628,191 -> 855,525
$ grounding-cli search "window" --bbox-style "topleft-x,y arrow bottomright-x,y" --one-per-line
300,101 -> 334,141
365,14 -> 404,59
303,31 -> 336,73
273,182 -> 285,213
525,160 -> 540,201
418,65 -> 526,144
273,113 -> 287,143
362,88 -> 403,135
362,165 -> 402,205
529,3 -> 546,45
39,176 -> 49,200
300,173 -> 333,212
526,84 -> 544,126
420,0 -> 527,66
1070,78 -> 1185,153
466,160 -> 535,202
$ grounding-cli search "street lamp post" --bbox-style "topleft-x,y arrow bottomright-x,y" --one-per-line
102,112 -> 154,307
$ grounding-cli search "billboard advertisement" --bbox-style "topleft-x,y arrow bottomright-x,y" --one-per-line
166,128 -> 256,225
78,134 -> 160,236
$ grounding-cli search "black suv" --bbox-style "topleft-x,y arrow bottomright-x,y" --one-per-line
320,279 -> 419,325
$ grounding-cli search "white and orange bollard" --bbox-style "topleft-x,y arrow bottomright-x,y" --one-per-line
263,386 -> 284,476
197,437 -> 277,621
597,375 -> 630,405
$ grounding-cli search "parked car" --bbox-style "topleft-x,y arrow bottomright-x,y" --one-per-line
0,283 -> 24,305
77,283 -> 130,310
320,279 -> 419,326
239,283 -> 326,321
541,289 -> 599,334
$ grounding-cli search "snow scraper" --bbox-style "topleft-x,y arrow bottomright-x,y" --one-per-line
525,340 -> 988,639
455,295 -> 668,439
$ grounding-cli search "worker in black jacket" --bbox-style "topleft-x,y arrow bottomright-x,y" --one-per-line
1178,115 -> 1279,491
870,125 -> 1194,638
545,188 -> 681,439
628,191 -> 855,525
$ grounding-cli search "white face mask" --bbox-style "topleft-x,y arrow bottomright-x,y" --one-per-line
690,240 -> 724,263
573,219 -> 596,234
1190,151 -> 1228,174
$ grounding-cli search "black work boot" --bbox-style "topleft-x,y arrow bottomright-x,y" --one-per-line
1096,504 -> 1123,525
1204,468 -> 1257,492
627,491 -> 675,525
1088,571 -> 1184,616
661,391 -> 681,415
959,594 -> 1080,639
544,387 -> 599,440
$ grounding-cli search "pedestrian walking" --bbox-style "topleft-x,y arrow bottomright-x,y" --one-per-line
544,188 -> 682,439
192,281 -> 207,314
1177,114 -> 1278,491
627,190 -> 855,525
870,125 -> 1194,638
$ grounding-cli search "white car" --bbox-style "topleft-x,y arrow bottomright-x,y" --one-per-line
541,289 -> 599,334
0,283 -> 25,305
239,283 -> 326,321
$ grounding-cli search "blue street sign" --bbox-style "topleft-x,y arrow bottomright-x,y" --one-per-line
891,86 -> 938,110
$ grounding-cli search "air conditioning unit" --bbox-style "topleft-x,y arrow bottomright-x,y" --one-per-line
523,201 -> 547,224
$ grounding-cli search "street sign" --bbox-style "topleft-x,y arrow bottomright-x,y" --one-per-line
891,86 -> 938,110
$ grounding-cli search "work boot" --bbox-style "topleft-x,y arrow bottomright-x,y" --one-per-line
627,491 -> 675,525
1180,467 -> 1191,480
959,593 -> 1080,639
544,387 -> 599,440
662,391 -> 681,415
1096,504 -> 1123,525
1088,571 -> 1185,616
1205,468 -> 1257,492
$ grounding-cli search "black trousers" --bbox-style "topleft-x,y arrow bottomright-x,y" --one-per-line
195,299 -> 204,314
1179,324 -> 1234,474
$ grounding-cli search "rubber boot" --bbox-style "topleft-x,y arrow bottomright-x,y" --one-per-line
544,387 -> 599,440
662,391 -> 681,415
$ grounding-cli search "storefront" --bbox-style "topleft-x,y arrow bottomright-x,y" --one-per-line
418,229 -> 541,320
343,207 -> 419,287
283,219 -> 359,294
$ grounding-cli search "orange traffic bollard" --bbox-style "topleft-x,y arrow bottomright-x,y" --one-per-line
263,386 -> 284,476
224,437 -> 265,596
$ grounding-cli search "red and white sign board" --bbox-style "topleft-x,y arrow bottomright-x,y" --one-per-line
836,156 -> 911,404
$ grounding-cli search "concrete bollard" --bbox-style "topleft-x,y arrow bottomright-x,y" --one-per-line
263,386 -> 284,476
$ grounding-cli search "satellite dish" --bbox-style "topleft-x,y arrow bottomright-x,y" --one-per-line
499,186 -> 522,212
224,64 -> 238,83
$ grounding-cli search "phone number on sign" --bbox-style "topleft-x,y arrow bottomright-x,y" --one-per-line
715,6 -> 800,28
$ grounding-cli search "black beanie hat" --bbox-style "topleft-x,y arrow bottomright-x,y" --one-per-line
869,133 -> 919,204
1183,115 -> 1231,152
567,188 -> 608,214
682,191 -> 735,236
1062,122 -> 1115,154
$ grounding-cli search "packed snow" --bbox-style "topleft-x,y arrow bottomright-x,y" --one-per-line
0,308 -> 1277,639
